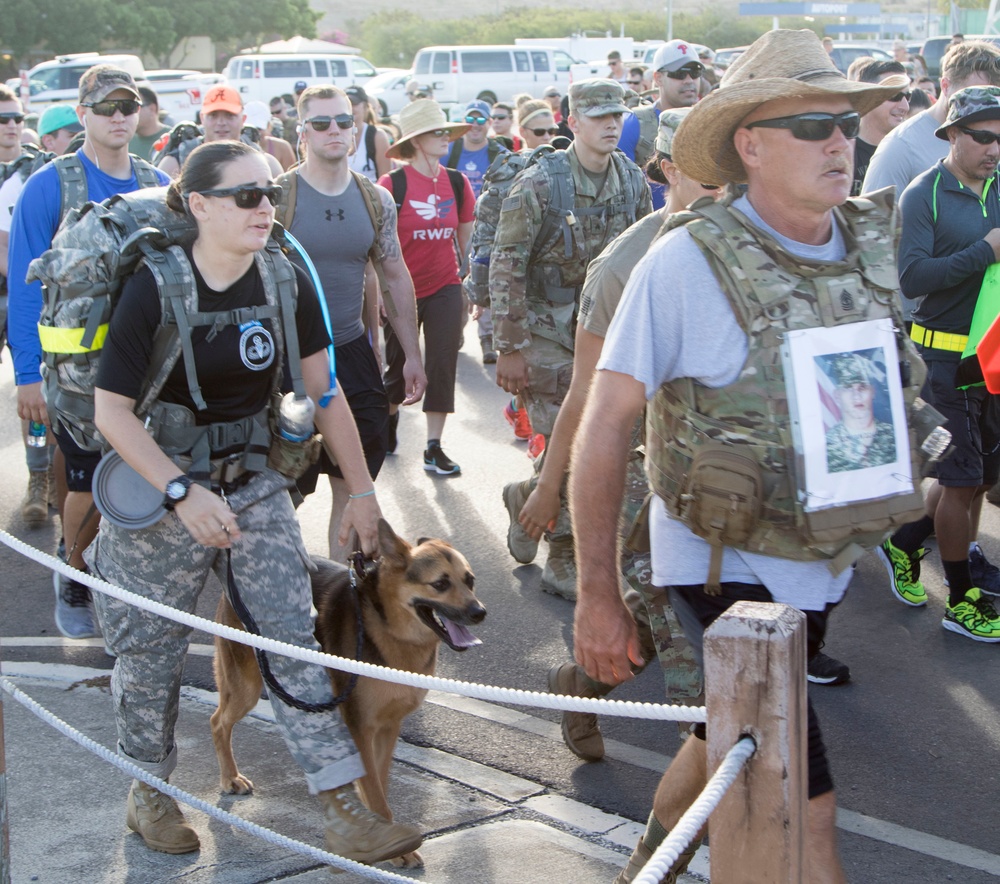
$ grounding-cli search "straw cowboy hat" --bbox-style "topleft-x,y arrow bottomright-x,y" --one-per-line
672,29 -> 909,185
385,99 -> 469,160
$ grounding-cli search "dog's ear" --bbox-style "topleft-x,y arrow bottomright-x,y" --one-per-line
416,537 -> 431,545
378,518 -> 411,568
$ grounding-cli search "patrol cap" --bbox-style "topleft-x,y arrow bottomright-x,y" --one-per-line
345,85 -> 368,105
654,107 -> 693,156
568,79 -> 630,117
78,64 -> 141,105
39,104 -> 83,137
652,40 -> 703,74
935,85 -> 1000,138
201,84 -> 243,116
829,352 -> 875,387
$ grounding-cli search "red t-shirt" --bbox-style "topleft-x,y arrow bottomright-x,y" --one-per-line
379,164 -> 475,299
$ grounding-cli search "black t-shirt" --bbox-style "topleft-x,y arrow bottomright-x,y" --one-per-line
97,249 -> 330,424
851,138 -> 876,197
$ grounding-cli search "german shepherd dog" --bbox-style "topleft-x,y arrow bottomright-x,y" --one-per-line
210,519 -> 485,867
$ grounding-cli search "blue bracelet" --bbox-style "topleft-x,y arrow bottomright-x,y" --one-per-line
349,489 -> 376,499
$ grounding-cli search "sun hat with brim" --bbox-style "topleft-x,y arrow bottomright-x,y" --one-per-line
672,29 -> 910,186
385,99 -> 469,160
935,85 -> 1000,138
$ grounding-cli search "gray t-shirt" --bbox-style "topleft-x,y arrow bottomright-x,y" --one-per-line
287,174 -> 374,346
861,109 -> 944,197
599,196 -> 852,611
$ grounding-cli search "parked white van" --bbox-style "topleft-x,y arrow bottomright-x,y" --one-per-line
411,45 -> 577,110
223,53 -> 378,106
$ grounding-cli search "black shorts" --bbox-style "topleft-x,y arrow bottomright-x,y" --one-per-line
296,334 -> 388,498
53,420 -> 101,492
922,358 -> 1000,487
668,582 -> 835,800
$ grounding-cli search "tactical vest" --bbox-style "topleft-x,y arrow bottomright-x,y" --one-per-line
645,192 -> 930,577
632,104 -> 659,168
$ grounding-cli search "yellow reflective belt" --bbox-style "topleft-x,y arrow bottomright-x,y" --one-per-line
37,322 -> 108,354
910,323 -> 968,353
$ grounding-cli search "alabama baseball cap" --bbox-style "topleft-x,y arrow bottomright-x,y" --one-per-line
201,85 -> 243,116
568,79 -> 630,117
345,85 -> 368,105
652,40 -> 703,74
39,104 -> 84,137
78,65 -> 141,104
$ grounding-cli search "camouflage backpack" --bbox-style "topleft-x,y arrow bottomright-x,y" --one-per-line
464,145 -> 559,307
151,122 -> 203,169
26,186 -> 302,461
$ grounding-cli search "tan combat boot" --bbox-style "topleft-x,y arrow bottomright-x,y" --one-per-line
541,538 -> 577,600
126,779 -> 200,854
20,470 -> 49,528
319,783 -> 422,865
547,661 -> 613,762
613,835 -> 699,884
502,479 -> 539,564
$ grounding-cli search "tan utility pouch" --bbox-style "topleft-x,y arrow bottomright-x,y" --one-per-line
267,432 -> 322,479
624,492 -> 653,554
680,442 -> 764,594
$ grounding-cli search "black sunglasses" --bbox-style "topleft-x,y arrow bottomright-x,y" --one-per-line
664,64 -> 705,81
958,125 -> 1000,145
303,114 -> 354,132
888,91 -> 912,102
83,98 -> 141,117
428,128 -> 449,137
491,113 -> 510,121
0,112 -> 25,124
528,127 -> 559,136
195,185 -> 281,209
745,111 -> 861,141
627,79 -> 643,86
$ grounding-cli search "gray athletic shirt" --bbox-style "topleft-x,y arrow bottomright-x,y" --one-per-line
599,196 -> 852,610
287,174 -> 372,346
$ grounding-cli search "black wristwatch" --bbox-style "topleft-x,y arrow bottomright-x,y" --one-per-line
164,475 -> 194,511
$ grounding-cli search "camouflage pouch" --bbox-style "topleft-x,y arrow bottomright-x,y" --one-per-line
680,442 -> 763,594
624,492 -> 652,554
267,401 -> 322,479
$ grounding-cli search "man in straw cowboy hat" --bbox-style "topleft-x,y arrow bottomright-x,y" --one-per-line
570,29 -> 929,882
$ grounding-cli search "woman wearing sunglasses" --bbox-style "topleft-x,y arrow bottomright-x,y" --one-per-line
378,100 -> 475,476
516,99 -> 559,150
88,140 -> 421,862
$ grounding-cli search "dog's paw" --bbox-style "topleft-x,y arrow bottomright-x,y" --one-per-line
220,773 -> 254,795
390,850 -> 424,869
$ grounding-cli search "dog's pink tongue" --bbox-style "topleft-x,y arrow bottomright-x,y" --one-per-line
445,620 -> 481,649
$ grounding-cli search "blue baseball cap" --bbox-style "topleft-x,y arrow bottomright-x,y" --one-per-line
464,99 -> 492,120
39,104 -> 84,137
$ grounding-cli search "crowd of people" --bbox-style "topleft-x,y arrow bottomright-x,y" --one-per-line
3,27 -> 1000,882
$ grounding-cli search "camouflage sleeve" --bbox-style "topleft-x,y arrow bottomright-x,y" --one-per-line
490,173 -> 544,353
636,175 -> 653,220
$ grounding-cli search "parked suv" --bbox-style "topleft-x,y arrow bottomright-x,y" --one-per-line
18,53 -> 147,111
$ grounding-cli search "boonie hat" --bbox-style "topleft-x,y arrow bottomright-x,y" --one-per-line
385,99 -> 469,160
201,84 -> 243,116
243,100 -> 271,130
568,79 -> 630,117
39,104 -> 83,137
465,99 -> 492,119
652,40 -> 703,74
935,85 -> 1000,138
672,29 -> 909,185
654,107 -> 693,156
345,85 -> 368,105
78,65 -> 140,104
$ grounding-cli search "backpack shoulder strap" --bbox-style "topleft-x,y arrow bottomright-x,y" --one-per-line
275,168 -> 297,229
444,167 -> 466,217
350,168 -> 398,321
51,154 -> 88,227
131,157 -> 161,189
530,150 -> 576,261
365,122 -> 377,168
257,241 -> 304,400
389,167 -> 407,212
446,139 -> 463,169
486,138 -> 504,165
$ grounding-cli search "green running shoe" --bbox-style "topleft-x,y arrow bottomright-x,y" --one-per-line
876,539 -> 928,607
943,588 -> 1000,642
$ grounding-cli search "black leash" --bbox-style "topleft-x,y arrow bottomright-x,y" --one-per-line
225,549 -> 370,713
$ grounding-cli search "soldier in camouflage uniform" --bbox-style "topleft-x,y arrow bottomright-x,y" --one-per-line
570,30 -> 918,883
84,142 -> 420,864
823,351 -> 897,473
491,78 -> 652,599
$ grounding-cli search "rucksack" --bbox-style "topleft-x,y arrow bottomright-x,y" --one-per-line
26,187 -> 303,467
464,145 -> 558,307
1,144 -> 55,188
151,122 -> 202,169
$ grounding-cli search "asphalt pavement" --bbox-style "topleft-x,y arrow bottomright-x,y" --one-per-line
2,332 -> 1000,883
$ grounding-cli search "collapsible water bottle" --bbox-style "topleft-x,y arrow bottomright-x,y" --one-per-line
27,421 -> 46,448
278,393 -> 315,442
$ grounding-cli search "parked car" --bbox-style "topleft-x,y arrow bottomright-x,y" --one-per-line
224,53 -> 378,107
921,34 -> 1000,76
713,47 -> 748,69
144,69 -> 224,124
16,53 -> 147,111
365,68 -> 412,118
411,45 -> 576,110
828,44 -> 892,74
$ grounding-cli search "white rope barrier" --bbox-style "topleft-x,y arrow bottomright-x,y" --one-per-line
0,530 -> 706,723
633,735 -> 758,884
0,675 -> 421,882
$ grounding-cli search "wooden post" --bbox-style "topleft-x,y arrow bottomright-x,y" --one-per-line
703,601 -> 807,883
1,638 -> 10,884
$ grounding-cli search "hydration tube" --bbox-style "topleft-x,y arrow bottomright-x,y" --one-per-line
283,230 -> 337,406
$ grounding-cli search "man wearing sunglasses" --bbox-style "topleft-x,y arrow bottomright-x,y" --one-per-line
878,86 -> 1000,641
845,58 -> 910,196
572,30 -> 919,883
7,65 -> 169,642
618,39 -> 703,209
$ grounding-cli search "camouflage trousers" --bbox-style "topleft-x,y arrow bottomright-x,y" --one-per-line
87,469 -> 365,794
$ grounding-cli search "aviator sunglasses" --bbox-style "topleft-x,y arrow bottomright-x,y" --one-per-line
0,112 -> 25,124
745,111 -> 861,141
82,98 -> 140,117
194,185 -> 282,209
302,114 -> 354,132
958,125 -> 1000,145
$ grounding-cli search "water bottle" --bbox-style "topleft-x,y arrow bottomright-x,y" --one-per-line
920,426 -> 952,462
278,393 -> 315,442
27,421 -> 47,448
